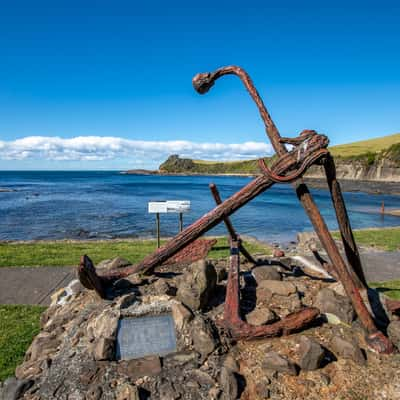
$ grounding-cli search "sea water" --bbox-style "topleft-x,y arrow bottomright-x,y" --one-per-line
0,171 -> 399,243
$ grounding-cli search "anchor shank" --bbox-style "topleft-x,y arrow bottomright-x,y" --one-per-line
323,153 -> 367,289
209,183 -> 256,264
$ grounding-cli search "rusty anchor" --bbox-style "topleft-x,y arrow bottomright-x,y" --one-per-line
78,65 -> 393,353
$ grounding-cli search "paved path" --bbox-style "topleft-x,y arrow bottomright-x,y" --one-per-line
0,251 -> 398,306
0,266 -> 75,306
359,251 -> 400,282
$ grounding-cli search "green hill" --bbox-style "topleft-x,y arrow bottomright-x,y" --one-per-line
158,133 -> 400,175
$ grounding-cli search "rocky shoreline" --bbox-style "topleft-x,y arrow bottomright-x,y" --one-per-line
122,170 -> 400,195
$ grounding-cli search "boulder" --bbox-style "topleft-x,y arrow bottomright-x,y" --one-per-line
315,288 -> 355,324
177,259 -> 217,311
118,356 -> 162,380
92,337 -> 115,361
330,336 -> 366,365
116,383 -> 140,400
171,302 -> 193,331
191,317 -> 217,361
251,266 -> 281,283
96,257 -> 132,270
219,367 -> 238,400
0,377 -> 33,400
245,307 -> 277,326
162,351 -> 200,369
297,336 -> 325,371
272,248 -> 285,257
387,320 -> 400,350
263,351 -> 298,376
153,278 -> 175,296
257,280 -> 296,297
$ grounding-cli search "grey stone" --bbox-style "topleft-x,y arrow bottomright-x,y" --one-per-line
330,336 -> 366,365
0,377 -> 33,400
177,259 -> 217,311
297,336 -> 325,371
263,351 -> 298,376
220,367 -> 238,400
315,288 -> 355,324
118,356 -> 162,380
245,307 -> 277,326
190,370 -> 215,387
223,353 -> 239,372
191,317 -> 217,361
159,381 -> 179,400
153,278 -> 175,296
86,385 -> 103,400
387,320 -> 400,350
257,280 -> 296,297
25,332 -> 61,362
116,383 -> 140,400
171,302 -> 193,331
251,266 -> 281,283
93,337 -> 115,361
162,351 -> 199,368
97,257 -> 132,270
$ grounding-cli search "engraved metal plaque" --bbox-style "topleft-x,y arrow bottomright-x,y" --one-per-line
115,314 -> 177,360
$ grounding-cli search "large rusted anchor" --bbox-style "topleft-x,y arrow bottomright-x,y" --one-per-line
78,65 -> 393,353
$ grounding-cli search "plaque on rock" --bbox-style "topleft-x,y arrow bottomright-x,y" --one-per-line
116,314 -> 177,360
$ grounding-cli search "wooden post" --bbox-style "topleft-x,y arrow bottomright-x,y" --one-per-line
156,213 -> 160,248
179,212 -> 183,232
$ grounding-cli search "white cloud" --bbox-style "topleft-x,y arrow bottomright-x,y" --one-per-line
0,136 -> 273,165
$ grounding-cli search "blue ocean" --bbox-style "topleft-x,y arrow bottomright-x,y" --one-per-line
0,171 -> 399,243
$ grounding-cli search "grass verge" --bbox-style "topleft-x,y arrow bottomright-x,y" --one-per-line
0,237 -> 271,267
0,305 -> 45,382
331,227 -> 400,251
369,280 -> 400,300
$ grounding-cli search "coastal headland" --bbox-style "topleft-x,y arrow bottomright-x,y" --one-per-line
123,133 -> 400,195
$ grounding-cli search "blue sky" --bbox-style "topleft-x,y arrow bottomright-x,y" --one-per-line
0,0 -> 399,170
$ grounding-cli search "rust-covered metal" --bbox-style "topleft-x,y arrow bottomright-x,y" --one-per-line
78,255 -> 106,299
220,240 -> 320,339
209,183 -> 256,264
323,153 -> 368,289
77,65 -> 394,353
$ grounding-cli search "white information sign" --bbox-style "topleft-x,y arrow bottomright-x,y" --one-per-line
148,200 -> 190,214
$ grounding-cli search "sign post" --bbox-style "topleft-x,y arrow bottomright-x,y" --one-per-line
148,201 -> 191,248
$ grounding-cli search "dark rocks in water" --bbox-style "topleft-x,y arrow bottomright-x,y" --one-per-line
315,288 -> 355,324
263,351 -> 298,376
0,187 -> 16,192
177,259 -> 217,311
297,335 -> 325,371
330,336 -> 366,366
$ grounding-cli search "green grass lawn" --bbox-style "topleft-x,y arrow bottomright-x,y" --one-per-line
0,237 -> 271,267
329,132 -> 400,158
331,227 -> 400,251
0,305 -> 45,382
370,280 -> 400,301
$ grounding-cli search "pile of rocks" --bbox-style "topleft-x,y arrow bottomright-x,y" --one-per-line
2,254 -> 400,400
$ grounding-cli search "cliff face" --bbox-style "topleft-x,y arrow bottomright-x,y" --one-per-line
158,143 -> 400,182
306,159 -> 400,182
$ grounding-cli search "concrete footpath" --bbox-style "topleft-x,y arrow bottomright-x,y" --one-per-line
0,251 -> 399,306
0,266 -> 75,306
